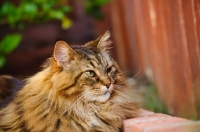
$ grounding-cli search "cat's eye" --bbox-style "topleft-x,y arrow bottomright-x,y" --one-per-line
106,67 -> 112,73
85,70 -> 96,78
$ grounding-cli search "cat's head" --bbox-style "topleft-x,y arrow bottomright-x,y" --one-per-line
53,30 -> 123,103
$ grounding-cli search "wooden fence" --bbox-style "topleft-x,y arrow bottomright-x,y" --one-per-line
109,0 -> 200,119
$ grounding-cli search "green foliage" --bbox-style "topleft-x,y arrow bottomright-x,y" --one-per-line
0,34 -> 22,67
85,0 -> 111,20
0,55 -> 6,68
0,34 -> 22,54
0,0 -> 72,29
142,82 -> 168,114
0,0 -> 73,68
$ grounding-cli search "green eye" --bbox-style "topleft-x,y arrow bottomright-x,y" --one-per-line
85,70 -> 96,77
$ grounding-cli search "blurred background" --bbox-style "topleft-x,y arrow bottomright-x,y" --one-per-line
0,0 -> 200,120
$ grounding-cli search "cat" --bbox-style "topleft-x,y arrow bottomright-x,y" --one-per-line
0,30 -> 140,132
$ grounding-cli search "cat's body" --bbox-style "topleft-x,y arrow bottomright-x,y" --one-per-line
0,31 -> 139,132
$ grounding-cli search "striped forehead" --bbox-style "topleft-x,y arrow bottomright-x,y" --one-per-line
86,53 -> 112,69
73,45 -> 113,70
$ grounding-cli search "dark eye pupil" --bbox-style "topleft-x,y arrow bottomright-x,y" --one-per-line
107,67 -> 112,73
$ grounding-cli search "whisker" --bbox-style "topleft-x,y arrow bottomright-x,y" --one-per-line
113,89 -> 134,100
114,84 -> 139,92
114,84 -> 126,88
68,92 -> 89,110
113,89 -> 127,97
68,94 -> 84,107
117,70 -> 130,76
66,97 -> 84,114
120,68 -> 141,84
64,92 -> 90,114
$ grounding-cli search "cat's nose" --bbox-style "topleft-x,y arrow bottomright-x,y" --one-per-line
104,81 -> 111,89
101,77 -> 111,89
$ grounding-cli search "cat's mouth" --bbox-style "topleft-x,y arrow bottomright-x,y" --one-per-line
84,84 -> 114,103
102,90 -> 109,95
94,84 -> 114,102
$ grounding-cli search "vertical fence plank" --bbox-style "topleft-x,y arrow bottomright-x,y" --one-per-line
132,0 -> 154,76
123,0 -> 144,75
193,0 -> 200,119
118,0 -> 138,75
183,0 -> 200,119
111,0 -> 144,75
111,0 -> 127,71
154,0 -> 175,114
110,0 -> 200,119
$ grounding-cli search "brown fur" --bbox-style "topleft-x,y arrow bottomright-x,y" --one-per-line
0,30 -> 140,132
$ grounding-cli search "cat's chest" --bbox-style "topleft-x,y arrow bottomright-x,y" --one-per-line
89,112 -> 102,127
71,105 -> 109,129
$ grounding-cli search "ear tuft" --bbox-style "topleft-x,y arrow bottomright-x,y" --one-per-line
97,30 -> 112,50
53,41 -> 75,67
85,30 -> 112,52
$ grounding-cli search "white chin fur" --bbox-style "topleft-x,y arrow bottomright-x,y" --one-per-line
85,91 -> 111,103
96,92 -> 111,102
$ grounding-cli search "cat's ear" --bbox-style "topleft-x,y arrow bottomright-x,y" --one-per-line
53,41 -> 76,67
97,30 -> 112,51
86,30 -> 112,51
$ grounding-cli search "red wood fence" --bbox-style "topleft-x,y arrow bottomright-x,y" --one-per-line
107,0 -> 200,119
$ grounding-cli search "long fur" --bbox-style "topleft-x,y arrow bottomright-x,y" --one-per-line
0,31 -> 140,132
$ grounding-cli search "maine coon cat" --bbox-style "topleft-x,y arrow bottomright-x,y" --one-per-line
0,30 -> 140,132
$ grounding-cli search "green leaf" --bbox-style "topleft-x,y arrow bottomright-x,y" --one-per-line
22,2 -> 38,17
0,34 -> 22,54
0,2 -> 15,16
0,56 -> 6,68
96,0 -> 111,6
60,6 -> 72,13
49,10 -> 64,20
42,3 -> 51,12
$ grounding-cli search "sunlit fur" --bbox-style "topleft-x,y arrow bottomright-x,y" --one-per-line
0,31 -> 140,132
